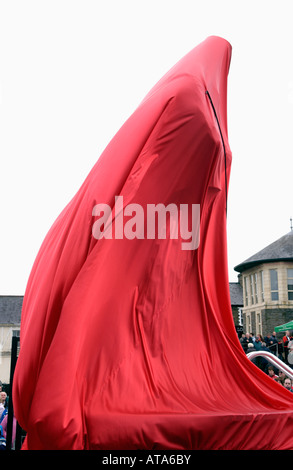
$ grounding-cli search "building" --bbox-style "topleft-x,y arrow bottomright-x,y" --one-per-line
229,281 -> 244,336
1,231 -> 292,382
234,230 -> 293,337
0,296 -> 22,383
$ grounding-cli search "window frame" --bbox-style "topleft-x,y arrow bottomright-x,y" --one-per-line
288,268 -> 293,301
250,274 -> 254,305
270,269 -> 279,301
254,272 -> 258,304
260,270 -> 264,302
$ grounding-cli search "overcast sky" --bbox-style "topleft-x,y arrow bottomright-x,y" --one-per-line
0,0 -> 292,295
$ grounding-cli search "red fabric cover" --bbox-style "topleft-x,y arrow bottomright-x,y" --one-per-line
13,36 -> 293,450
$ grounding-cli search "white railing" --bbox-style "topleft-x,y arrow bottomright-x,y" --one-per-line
247,350 -> 293,380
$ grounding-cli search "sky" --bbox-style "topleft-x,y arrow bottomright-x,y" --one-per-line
0,0 -> 292,295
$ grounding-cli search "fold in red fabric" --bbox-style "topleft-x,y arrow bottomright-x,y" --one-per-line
13,36 -> 293,450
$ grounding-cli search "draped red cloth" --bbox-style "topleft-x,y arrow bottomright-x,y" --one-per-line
13,36 -> 293,450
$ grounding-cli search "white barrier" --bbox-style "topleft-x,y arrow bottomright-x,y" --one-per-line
247,350 -> 293,380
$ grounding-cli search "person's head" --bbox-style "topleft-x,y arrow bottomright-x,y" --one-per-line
268,366 -> 275,377
0,392 -> 7,404
286,330 -> 290,336
279,370 -> 286,379
272,331 -> 276,337
283,378 -> 292,390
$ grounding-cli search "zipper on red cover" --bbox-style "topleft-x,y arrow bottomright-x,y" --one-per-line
205,90 -> 228,214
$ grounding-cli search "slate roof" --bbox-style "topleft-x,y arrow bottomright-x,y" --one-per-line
229,282 -> 243,306
234,230 -> 293,273
1,285 -> 245,323
0,296 -> 23,325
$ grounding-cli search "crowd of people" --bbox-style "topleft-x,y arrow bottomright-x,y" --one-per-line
239,330 -> 293,392
0,381 -> 16,449
0,332 -> 290,450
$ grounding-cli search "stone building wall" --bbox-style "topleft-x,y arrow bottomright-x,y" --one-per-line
241,261 -> 293,336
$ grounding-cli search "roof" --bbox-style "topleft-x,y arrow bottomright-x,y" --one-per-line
0,296 -> 23,325
234,230 -> 293,273
229,282 -> 243,306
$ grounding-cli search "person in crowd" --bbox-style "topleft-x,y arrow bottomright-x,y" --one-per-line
255,342 -> 270,372
278,370 -> 286,385
267,366 -> 278,379
0,413 -> 17,448
246,343 -> 256,353
245,342 -> 258,366
268,332 -> 278,355
0,392 -> 7,408
244,333 -> 251,345
283,378 -> 293,392
277,338 -> 284,362
240,334 -> 248,352
283,330 -> 292,364
264,333 -> 271,346
286,340 -> 293,368
274,376 -> 283,385
0,393 -> 5,417
0,392 -> 8,425
253,335 -> 264,351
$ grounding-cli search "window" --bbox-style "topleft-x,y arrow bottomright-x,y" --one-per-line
254,273 -> 258,304
238,307 -> 243,326
256,312 -> 262,335
246,313 -> 252,333
288,268 -> 293,301
260,270 -> 264,302
250,274 -> 254,304
270,269 -> 279,301
244,277 -> 248,306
